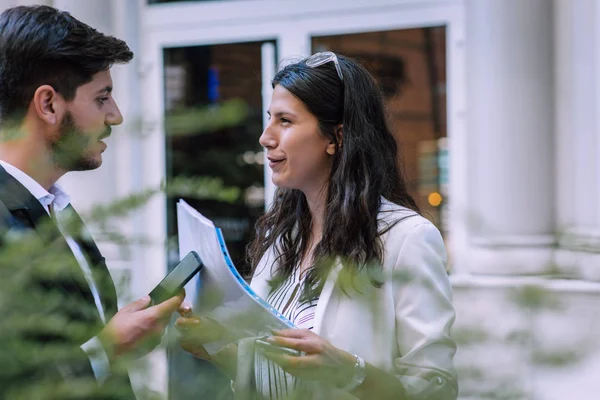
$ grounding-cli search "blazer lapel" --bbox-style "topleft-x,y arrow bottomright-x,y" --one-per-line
0,166 -> 50,230
0,166 -> 109,324
312,262 -> 342,335
63,204 -> 119,318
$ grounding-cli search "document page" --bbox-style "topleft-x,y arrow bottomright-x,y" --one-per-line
177,200 -> 295,354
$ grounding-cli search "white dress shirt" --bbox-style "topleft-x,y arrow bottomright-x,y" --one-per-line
0,160 -> 111,384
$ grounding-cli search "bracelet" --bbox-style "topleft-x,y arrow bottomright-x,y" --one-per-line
339,354 -> 367,392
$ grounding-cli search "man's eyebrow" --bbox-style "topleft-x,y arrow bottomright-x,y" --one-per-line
96,86 -> 113,95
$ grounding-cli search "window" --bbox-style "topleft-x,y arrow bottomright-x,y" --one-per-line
312,27 -> 448,232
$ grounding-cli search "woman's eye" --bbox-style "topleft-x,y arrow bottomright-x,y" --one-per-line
281,118 -> 291,124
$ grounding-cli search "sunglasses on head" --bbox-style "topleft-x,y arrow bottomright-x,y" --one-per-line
305,51 -> 344,82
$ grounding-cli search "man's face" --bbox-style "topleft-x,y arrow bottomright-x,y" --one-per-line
51,69 -> 123,172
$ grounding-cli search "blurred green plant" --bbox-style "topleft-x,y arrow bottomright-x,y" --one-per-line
165,99 -> 249,137
0,99 -> 251,399
2,99 -> 600,400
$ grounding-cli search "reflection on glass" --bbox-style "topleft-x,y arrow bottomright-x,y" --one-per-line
164,42 -> 270,276
312,27 -> 448,234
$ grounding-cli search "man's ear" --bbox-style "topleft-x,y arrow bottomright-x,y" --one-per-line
32,85 -> 65,126
326,124 -> 343,155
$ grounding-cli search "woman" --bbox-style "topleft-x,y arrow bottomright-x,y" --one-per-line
177,52 -> 457,400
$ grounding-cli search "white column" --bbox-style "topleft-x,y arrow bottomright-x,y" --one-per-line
107,0 -> 144,302
50,0 -> 142,289
554,0 -> 600,279
0,0 -> 52,11
465,0 -> 555,274
1,0 -> 52,8
54,0 -> 117,212
110,0 -> 169,397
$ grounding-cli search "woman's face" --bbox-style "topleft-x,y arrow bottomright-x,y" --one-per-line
260,85 -> 336,197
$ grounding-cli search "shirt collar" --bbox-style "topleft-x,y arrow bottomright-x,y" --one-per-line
0,160 -> 71,213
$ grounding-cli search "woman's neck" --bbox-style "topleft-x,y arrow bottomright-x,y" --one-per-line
298,186 -> 327,275
304,186 -> 327,241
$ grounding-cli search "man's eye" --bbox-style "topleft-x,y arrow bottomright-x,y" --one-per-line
97,97 -> 109,105
281,118 -> 291,124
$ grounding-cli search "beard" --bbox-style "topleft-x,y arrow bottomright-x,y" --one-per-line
51,111 -> 106,172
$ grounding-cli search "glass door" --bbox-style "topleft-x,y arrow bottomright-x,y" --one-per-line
139,1 -> 465,397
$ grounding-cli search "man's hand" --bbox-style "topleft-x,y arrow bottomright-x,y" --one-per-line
99,292 -> 185,362
175,306 -> 238,380
175,312 -> 232,361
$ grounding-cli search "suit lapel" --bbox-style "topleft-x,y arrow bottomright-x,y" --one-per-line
0,166 -> 115,322
0,166 -> 50,230
62,204 -> 118,318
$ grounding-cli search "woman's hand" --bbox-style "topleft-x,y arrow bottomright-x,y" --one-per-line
174,305 -> 232,361
259,329 -> 357,388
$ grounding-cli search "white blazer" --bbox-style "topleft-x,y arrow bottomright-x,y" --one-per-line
249,199 -> 458,399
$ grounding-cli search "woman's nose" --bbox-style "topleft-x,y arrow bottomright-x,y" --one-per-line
259,127 -> 277,149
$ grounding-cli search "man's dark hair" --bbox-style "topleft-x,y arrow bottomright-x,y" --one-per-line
0,5 -> 133,126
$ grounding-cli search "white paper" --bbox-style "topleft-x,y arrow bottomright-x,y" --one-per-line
177,200 -> 295,354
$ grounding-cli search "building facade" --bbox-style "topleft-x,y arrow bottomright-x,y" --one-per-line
1,0 -> 600,399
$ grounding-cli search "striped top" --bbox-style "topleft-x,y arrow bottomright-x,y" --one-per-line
254,267 -> 319,398
266,268 -> 319,329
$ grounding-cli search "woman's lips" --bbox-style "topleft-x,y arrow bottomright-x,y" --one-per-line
268,158 -> 284,169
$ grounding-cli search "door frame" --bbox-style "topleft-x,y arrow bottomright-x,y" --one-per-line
137,0 -> 467,393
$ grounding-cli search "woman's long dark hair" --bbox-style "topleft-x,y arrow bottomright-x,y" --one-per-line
247,54 -> 419,298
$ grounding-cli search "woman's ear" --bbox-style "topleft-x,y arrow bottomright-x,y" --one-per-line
326,124 -> 343,156
336,124 -> 343,148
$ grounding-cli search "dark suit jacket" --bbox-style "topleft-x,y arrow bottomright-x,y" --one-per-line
0,165 -> 135,399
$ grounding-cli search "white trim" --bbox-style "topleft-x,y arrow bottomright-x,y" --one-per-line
139,43 -> 168,293
144,0 -> 462,31
146,28 -> 278,51
298,6 -> 456,37
555,248 -> 600,281
451,274 -> 600,293
466,246 -> 555,276
261,42 -> 276,210
144,5 -> 459,50
595,0 -> 600,228
136,38 -> 170,399
446,5 -> 468,274
472,235 -> 557,248
558,228 -> 600,253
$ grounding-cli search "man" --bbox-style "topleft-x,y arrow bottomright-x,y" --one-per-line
0,5 -> 183,399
